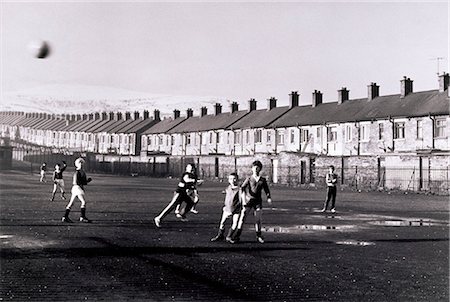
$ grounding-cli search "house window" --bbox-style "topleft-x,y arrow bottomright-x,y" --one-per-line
434,118 -> 446,138
344,125 -> 352,142
227,132 -> 231,144
327,126 -> 338,142
186,134 -> 191,145
158,135 -> 163,145
209,132 -> 214,144
255,129 -> 262,143
394,122 -> 405,139
171,135 -> 175,145
316,127 -> 321,138
277,130 -> 284,145
300,129 -> 309,143
166,136 -> 170,146
216,132 -> 220,144
360,124 -> 369,141
290,129 -> 295,144
267,131 -> 272,143
246,131 -> 250,144
234,132 -> 241,144
378,123 -> 384,140
416,120 -> 423,140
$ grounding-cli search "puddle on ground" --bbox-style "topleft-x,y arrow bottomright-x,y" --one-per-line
336,240 -> 375,246
264,225 -> 356,234
368,220 -> 448,227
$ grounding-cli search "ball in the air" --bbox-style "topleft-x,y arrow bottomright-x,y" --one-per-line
29,40 -> 51,59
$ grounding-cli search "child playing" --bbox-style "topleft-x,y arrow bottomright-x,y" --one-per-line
62,158 -> 92,223
51,161 -> 67,201
321,165 -> 338,213
231,160 -> 272,244
154,163 -> 198,228
40,162 -> 47,182
210,172 -> 242,243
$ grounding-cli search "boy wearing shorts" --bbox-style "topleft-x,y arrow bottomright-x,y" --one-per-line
211,172 -> 242,243
51,161 -> 67,201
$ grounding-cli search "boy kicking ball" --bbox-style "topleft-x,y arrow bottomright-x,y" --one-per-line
231,160 -> 272,244
62,158 -> 92,223
210,172 -> 242,243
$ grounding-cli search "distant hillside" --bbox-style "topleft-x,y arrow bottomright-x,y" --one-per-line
1,84 -> 235,117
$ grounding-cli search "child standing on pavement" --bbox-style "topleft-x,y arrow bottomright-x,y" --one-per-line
210,172 -> 242,243
40,162 -> 47,183
321,165 -> 338,213
51,161 -> 67,201
62,158 -> 92,223
154,163 -> 198,228
231,160 -> 272,244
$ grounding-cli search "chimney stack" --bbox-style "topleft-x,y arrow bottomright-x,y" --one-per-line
125,112 -> 131,120
214,103 -> 222,115
289,91 -> 299,108
267,97 -> 277,110
312,90 -> 322,107
338,87 -> 349,104
82,114 -> 88,121
108,112 -> 114,120
201,106 -> 208,117
94,112 -> 101,120
133,111 -> 140,120
438,72 -> 449,92
186,108 -> 193,118
116,112 -> 123,120
173,109 -> 180,119
153,109 -> 160,121
101,112 -> 108,120
400,76 -> 413,98
230,102 -> 239,113
368,82 -> 380,100
248,99 -> 257,112
143,110 -> 149,119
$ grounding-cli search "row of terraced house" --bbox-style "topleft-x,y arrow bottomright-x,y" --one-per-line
1,74 -> 449,192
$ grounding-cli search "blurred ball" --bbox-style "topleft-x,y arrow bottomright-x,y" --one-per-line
28,40 -> 51,59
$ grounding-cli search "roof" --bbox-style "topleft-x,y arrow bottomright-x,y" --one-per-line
99,119 -> 136,133
168,110 -> 249,134
122,118 -> 159,134
269,89 -> 450,128
143,117 -> 187,134
225,107 -> 291,130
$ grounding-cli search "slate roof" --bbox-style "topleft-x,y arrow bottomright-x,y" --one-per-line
225,107 -> 291,130
143,117 -> 187,134
168,110 -> 249,134
268,90 -> 450,128
120,118 -> 159,134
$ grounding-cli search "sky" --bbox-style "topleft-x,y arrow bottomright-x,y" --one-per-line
1,1 -> 448,109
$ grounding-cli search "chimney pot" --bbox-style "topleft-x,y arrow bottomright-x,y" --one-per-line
338,87 -> 349,104
400,77 -> 413,98
248,99 -> 257,112
186,108 -> 193,118
438,72 -> 449,92
312,90 -> 323,107
153,109 -> 160,121
94,112 -> 101,120
368,82 -> 380,100
134,111 -> 140,120
289,91 -> 299,108
200,106 -> 208,117
230,101 -> 239,113
267,97 -> 277,110
125,112 -> 131,120
173,109 -> 180,119
143,110 -> 150,119
214,103 -> 222,115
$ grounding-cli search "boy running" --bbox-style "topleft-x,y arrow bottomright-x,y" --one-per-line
51,161 -> 67,201
210,172 -> 242,243
231,160 -> 272,244
62,158 -> 92,223
154,163 -> 198,228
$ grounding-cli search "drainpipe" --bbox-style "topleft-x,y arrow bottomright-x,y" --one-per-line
388,116 -> 395,152
324,123 -> 329,155
199,132 -> 202,155
428,113 -> 435,150
297,123 -> 302,153
355,122 -> 361,156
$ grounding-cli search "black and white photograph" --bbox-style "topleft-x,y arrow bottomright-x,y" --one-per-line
0,1 -> 448,301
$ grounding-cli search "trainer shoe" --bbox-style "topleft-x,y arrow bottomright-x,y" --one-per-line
62,217 -> 73,223
175,213 -> 183,219
211,234 -> 224,242
226,237 -> 236,244
190,209 -> 199,214
320,208 -> 326,213
154,217 -> 161,228
79,217 -> 91,223
330,209 -> 336,213
174,209 -> 180,215
180,217 -> 189,222
257,236 -> 265,244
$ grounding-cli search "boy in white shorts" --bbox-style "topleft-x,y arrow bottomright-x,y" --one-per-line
51,161 -> 67,201
210,172 -> 242,243
62,158 -> 92,223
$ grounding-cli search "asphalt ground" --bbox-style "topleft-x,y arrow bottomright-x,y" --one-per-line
0,170 -> 449,301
